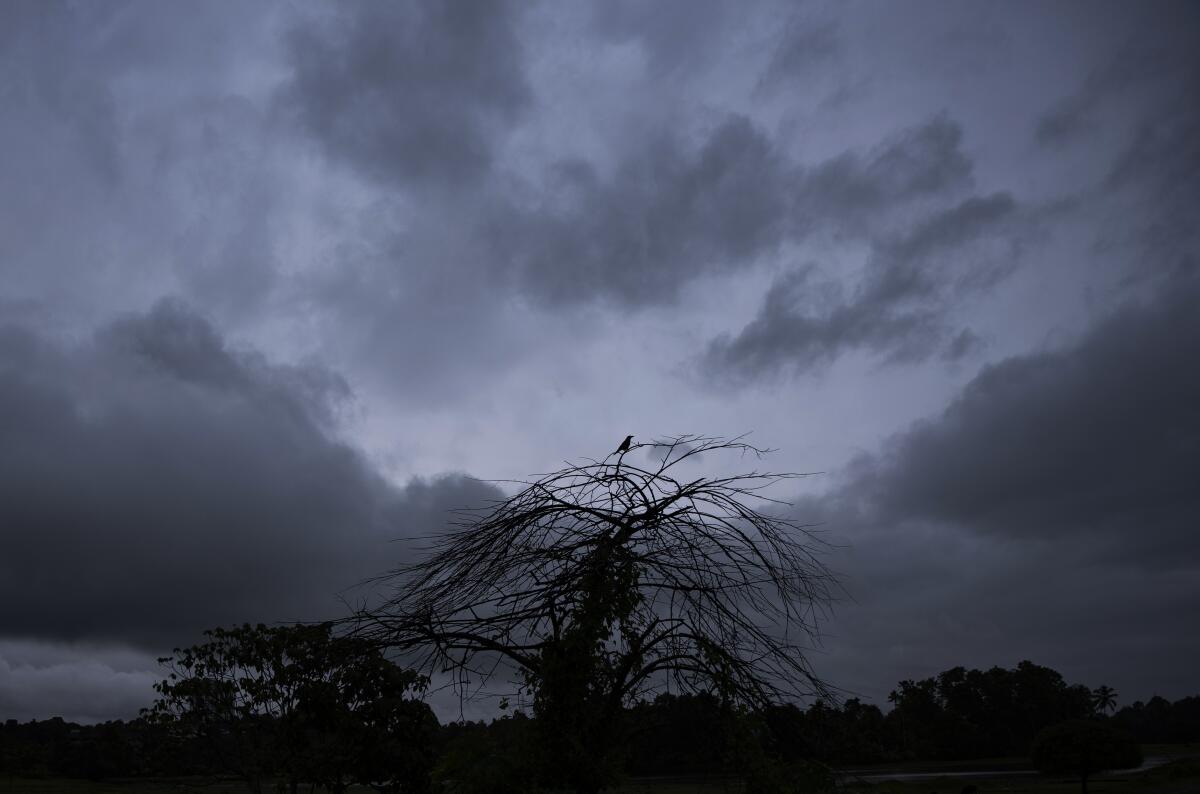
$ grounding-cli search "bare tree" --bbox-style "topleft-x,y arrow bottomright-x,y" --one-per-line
352,435 -> 838,792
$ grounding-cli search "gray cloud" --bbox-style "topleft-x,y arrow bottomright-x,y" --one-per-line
795,116 -> 974,233
485,115 -> 792,307
0,1 -> 122,183
1025,4 -> 1198,297
484,115 -> 976,309
0,300 -> 500,649
0,640 -> 159,724
701,192 -> 1019,381
808,275 -> 1200,702
866,274 -> 1200,560
281,0 -> 530,188
1100,70 -> 1200,280
755,17 -> 841,95
2,0 -> 1198,722
587,0 -> 743,77
0,0 -> 288,334
1034,4 -> 1198,147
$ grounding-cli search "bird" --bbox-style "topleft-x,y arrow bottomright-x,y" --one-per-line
614,435 -> 633,455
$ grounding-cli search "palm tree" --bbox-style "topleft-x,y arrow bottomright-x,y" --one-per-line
1092,685 -> 1118,715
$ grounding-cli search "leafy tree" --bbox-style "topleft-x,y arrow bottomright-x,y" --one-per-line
146,622 -> 436,793
1031,719 -> 1141,794
353,435 -> 837,793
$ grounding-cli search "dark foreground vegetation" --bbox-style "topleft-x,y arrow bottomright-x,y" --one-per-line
3,660 -> 1196,792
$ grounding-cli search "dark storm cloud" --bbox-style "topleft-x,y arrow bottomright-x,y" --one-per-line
1100,66 -> 1200,278
486,115 -> 976,308
701,192 -> 1019,381
281,0 -> 530,188
1027,3 -> 1198,293
1033,3 -> 1199,147
865,273 -> 1200,561
0,301 -> 500,649
807,276 -> 1200,701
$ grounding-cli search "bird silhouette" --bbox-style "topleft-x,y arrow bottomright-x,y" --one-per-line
615,435 -> 633,455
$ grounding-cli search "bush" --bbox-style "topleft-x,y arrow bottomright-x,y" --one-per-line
1032,719 -> 1141,794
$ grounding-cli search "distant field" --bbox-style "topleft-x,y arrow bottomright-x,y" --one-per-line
0,781 -> 247,794
6,746 -> 1198,794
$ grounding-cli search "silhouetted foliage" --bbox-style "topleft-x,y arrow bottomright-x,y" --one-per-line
1111,695 -> 1200,744
4,665 -> 1200,785
727,708 -> 837,794
1031,719 -> 1142,794
625,692 -> 726,776
788,698 -> 889,764
1091,685 -> 1118,715
145,622 -> 436,793
353,435 -> 838,793
0,717 -> 171,781
886,661 -> 1095,760
434,712 -> 539,794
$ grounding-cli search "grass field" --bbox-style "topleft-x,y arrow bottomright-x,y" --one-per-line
836,757 -> 1200,794
5,746 -> 1198,794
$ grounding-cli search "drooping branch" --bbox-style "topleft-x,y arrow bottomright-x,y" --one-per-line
350,434 -> 840,710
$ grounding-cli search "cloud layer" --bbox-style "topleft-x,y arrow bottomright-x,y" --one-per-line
1,0 -> 1198,722
282,0 -> 529,188
807,272 -> 1200,702
0,301 -> 499,649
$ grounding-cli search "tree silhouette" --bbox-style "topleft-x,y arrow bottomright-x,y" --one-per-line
146,623 -> 437,794
886,661 -> 1095,760
1032,719 -> 1141,794
1091,685 -> 1118,715
352,435 -> 838,793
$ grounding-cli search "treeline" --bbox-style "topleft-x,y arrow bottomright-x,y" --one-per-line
628,662 -> 1199,771
1111,695 -> 1200,745
2,661 -> 1198,783
0,717 -> 169,781
431,661 -> 1200,779
0,712 -> 439,786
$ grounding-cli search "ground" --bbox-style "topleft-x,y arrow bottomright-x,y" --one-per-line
6,745 -> 1198,794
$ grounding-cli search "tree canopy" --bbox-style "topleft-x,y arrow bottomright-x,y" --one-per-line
146,622 -> 437,794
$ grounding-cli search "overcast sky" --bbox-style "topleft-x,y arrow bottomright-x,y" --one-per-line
2,0 -> 1198,724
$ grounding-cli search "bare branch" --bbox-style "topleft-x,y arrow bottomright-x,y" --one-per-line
349,434 -> 838,713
